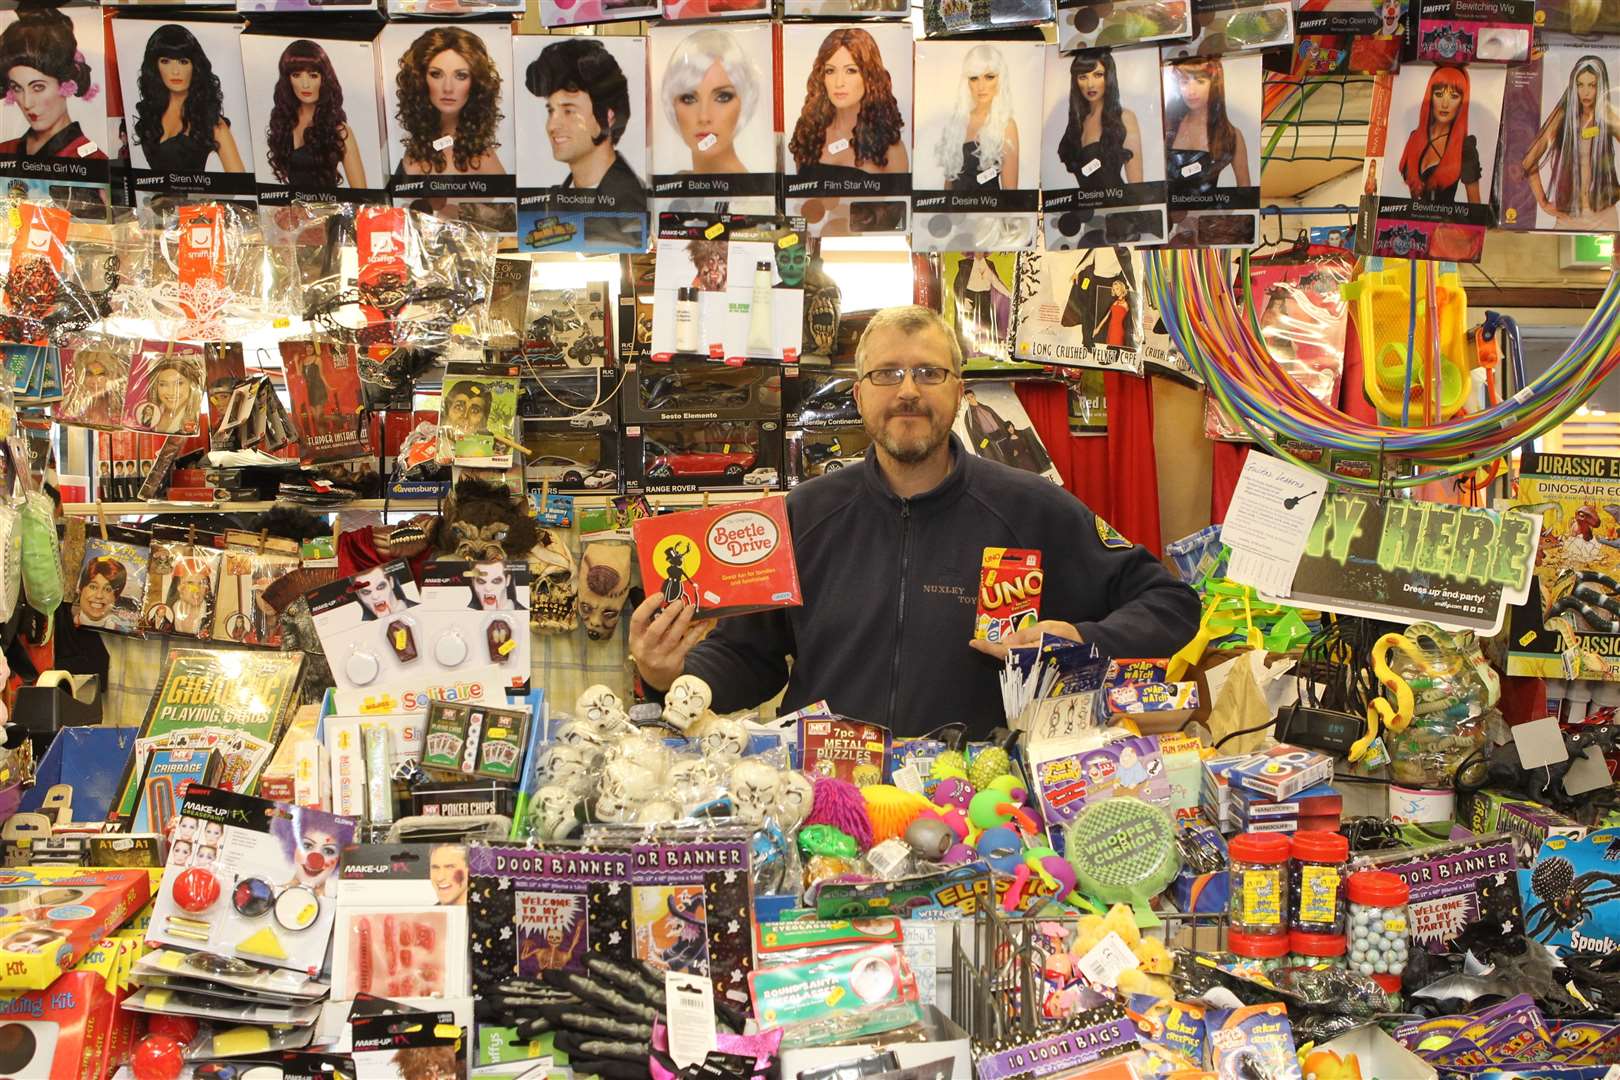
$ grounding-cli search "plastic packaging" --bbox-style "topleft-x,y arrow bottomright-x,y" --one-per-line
1228,832 -> 1291,938
1290,830 -> 1348,934
113,202 -> 281,343
1288,930 -> 1347,969
1347,870 -> 1410,994
1385,625 -> 1498,787
0,201 -> 123,346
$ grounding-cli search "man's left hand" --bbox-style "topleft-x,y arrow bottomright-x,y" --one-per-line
968,620 -> 1083,661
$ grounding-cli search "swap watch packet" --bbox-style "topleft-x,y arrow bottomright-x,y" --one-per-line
975,548 -> 1043,643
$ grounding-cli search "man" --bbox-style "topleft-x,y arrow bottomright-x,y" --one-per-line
629,305 -> 1200,737
526,39 -> 647,210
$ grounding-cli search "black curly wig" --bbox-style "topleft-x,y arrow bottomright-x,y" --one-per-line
134,24 -> 224,165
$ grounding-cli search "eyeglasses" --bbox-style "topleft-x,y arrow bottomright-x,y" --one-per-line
859,365 -> 958,387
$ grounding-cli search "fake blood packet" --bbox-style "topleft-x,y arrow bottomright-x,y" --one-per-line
632,497 -> 802,621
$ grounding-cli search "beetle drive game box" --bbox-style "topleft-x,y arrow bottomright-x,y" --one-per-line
631,498 -> 802,621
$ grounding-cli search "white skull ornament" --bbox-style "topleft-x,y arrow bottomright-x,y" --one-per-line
776,770 -> 815,831
576,685 -> 630,729
663,675 -> 714,733
542,743 -> 596,792
728,759 -> 783,826
530,783 -> 579,840
700,717 -> 749,763
529,530 -> 578,634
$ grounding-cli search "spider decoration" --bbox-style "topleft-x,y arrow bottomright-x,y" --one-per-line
1526,856 -> 1620,941
0,254 -> 118,345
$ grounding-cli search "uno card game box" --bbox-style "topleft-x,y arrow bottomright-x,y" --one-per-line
632,498 -> 802,620
975,548 -> 1042,642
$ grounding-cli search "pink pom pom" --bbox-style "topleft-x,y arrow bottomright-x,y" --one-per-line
804,776 -> 872,851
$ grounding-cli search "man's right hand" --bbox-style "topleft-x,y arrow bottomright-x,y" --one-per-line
628,594 -> 706,692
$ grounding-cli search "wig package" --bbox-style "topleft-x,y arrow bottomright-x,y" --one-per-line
1497,46 -> 1620,236
140,536 -> 223,639
72,529 -> 150,635
0,6 -> 113,216
911,39 -> 1046,253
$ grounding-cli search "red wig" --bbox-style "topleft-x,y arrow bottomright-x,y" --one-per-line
1398,65 -> 1470,197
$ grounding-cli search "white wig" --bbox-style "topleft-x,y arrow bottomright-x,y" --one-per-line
660,29 -> 762,133
935,44 -> 1013,185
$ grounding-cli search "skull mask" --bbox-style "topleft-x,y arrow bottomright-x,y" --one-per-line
530,784 -> 579,841
728,759 -> 782,826
578,542 -> 633,641
663,675 -> 713,733
529,530 -> 578,634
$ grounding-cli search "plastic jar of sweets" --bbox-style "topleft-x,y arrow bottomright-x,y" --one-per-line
1288,929 -> 1347,969
1290,830 -> 1349,934
1228,928 -> 1290,978
1228,832 -> 1291,938
1348,870 -> 1410,994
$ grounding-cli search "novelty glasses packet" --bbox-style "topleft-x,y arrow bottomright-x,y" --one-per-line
632,498 -> 802,620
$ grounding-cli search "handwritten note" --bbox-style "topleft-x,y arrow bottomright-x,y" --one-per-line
1220,455 -> 1324,597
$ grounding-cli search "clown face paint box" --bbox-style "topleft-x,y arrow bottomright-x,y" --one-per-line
631,497 -> 802,620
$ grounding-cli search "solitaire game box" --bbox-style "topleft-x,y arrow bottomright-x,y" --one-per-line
631,498 -> 802,621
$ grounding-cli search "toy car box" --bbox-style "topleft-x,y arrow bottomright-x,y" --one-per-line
523,418 -> 621,496
623,421 -> 784,493
620,360 -> 782,424
785,367 -> 863,429
788,427 -> 872,487
631,496 -> 802,620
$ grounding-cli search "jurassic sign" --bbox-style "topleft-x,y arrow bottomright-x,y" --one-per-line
1268,493 -> 1539,633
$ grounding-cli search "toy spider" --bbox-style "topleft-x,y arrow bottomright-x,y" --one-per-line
1526,856 -> 1620,941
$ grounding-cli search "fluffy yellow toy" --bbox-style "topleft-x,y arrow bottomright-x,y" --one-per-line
1067,904 -> 1176,1001
861,785 -> 938,845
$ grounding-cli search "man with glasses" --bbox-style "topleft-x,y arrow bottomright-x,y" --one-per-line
628,304 -> 1199,736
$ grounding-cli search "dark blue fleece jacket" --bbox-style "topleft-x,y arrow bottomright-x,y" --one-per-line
682,436 -> 1201,737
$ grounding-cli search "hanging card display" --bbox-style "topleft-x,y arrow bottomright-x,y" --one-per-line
72,530 -> 149,635
282,340 -> 372,465
514,35 -> 650,254
467,844 -> 634,997
1059,0 -> 1193,49
911,40 -> 1045,253
140,539 -> 223,639
648,23 -> 778,217
1360,62 -> 1506,262
649,214 -> 806,364
783,24 -> 914,240
0,7 -> 111,216
379,22 -> 518,237
952,381 -> 1063,483
147,785 -> 355,975
541,0 -> 659,28
308,561 -> 430,692
56,338 -> 128,430
1042,47 -> 1168,250
1013,244 -> 1147,373
123,340 -> 205,437
1161,52 -> 1263,249
1498,47 -> 1620,235
111,17 -> 256,206
626,830 -> 753,1008
238,30 -> 389,206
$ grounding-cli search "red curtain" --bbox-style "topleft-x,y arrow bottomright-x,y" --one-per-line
1015,374 -> 1164,557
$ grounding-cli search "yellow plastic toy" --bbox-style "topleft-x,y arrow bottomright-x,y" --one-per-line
1343,257 -> 1471,422
1351,632 -> 1430,763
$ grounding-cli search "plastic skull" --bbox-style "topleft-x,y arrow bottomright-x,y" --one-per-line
776,770 -> 815,831
530,784 -> 579,841
700,717 -> 749,763
576,685 -> 629,728
728,759 -> 782,826
663,675 -> 713,733
636,799 -> 682,824
555,716 -> 610,750
599,742 -> 667,802
543,743 -> 596,791
668,757 -> 724,809
593,787 -> 637,823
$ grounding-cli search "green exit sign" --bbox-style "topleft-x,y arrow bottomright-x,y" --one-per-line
1562,234 -> 1615,268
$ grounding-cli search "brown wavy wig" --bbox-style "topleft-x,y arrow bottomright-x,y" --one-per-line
268,40 -> 347,188
394,26 -> 503,174
1164,57 -> 1236,175
788,28 -> 904,172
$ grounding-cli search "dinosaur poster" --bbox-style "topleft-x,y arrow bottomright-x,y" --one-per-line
1508,451 -> 1620,681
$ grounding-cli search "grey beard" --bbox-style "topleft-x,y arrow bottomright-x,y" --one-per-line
868,411 -> 948,465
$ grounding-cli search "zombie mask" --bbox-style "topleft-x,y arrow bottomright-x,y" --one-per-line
578,542 -> 633,641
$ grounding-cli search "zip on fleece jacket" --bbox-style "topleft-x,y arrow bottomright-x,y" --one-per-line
679,436 -> 1202,738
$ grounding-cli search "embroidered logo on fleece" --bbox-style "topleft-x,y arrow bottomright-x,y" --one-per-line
1096,517 -> 1131,550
